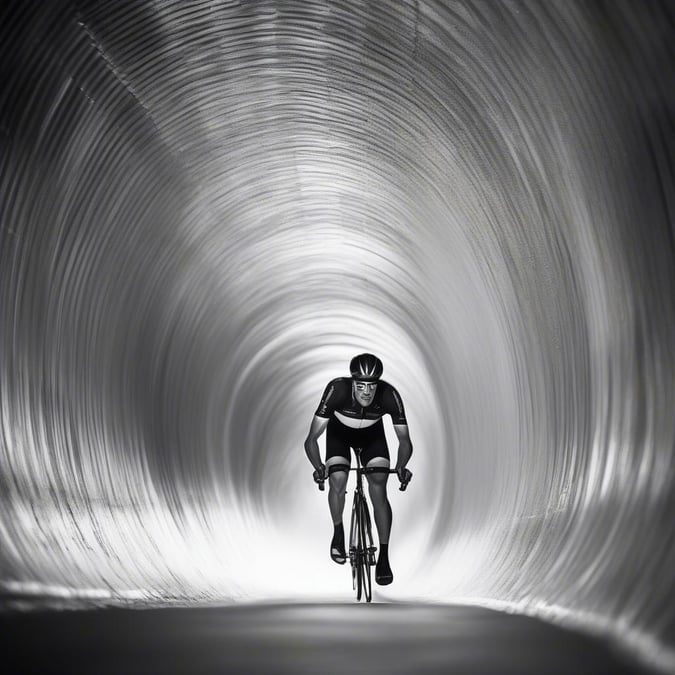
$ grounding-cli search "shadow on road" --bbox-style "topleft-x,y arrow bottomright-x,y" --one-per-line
4,602 -> 657,674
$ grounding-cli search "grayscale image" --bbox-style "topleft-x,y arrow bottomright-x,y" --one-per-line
1,1 -> 673,673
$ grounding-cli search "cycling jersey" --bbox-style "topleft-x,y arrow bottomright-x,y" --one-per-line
315,378 -> 408,428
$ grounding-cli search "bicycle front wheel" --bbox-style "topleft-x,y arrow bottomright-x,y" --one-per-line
349,492 -> 360,599
358,499 -> 373,602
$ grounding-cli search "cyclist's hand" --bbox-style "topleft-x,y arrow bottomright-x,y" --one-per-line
397,467 -> 412,490
313,464 -> 326,490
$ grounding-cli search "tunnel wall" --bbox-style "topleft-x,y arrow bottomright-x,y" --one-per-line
1,1 -> 674,669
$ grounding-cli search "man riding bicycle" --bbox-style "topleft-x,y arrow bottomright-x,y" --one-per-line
304,353 -> 413,585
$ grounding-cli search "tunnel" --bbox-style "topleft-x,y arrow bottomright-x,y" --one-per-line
1,1 -> 674,673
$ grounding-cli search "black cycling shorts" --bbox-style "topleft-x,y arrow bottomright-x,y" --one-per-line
326,417 -> 389,466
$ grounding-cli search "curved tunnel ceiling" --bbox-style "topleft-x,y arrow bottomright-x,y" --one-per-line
1,1 -> 674,670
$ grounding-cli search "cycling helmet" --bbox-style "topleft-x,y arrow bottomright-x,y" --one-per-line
350,353 -> 383,381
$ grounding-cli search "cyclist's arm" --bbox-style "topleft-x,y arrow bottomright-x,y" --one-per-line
304,415 -> 329,471
392,424 -> 413,472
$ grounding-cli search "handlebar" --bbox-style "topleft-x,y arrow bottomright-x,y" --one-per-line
316,467 -> 411,492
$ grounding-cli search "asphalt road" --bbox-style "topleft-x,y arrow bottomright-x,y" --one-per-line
4,602 -> 656,675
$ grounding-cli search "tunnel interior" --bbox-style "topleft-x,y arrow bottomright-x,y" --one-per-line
1,1 -> 674,671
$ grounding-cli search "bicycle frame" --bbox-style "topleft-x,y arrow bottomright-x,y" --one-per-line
317,455 -> 409,602
347,452 -> 377,602
346,452 -> 401,602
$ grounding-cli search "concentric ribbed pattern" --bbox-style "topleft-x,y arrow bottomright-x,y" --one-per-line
1,0 -> 674,670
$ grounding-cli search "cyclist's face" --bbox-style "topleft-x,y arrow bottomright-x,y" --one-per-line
353,380 -> 377,407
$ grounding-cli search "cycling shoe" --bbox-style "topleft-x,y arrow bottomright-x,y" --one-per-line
375,556 -> 393,585
330,532 -> 346,565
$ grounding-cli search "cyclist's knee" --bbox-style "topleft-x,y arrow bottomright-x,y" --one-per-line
328,463 -> 349,489
366,458 -> 389,485
366,457 -> 389,469
366,468 -> 389,489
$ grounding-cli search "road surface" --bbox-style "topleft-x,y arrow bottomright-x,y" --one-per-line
4,602 -> 656,674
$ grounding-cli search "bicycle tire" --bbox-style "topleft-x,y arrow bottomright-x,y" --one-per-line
358,499 -> 373,602
361,495 -> 376,567
349,492 -> 360,598
355,494 -> 365,601
356,556 -> 364,601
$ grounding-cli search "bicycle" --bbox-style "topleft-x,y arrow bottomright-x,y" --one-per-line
317,450 -> 410,603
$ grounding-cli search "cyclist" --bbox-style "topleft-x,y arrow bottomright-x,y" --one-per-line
304,353 -> 413,585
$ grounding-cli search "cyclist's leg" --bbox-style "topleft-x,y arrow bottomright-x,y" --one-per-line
325,420 -> 351,563
325,423 -> 350,525
326,458 -> 349,523
361,422 -> 392,546
361,422 -> 394,585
